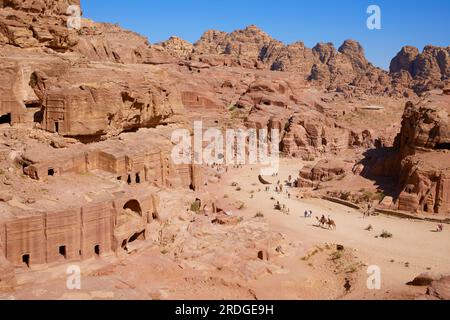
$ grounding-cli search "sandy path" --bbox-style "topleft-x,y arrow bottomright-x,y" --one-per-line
212,159 -> 450,299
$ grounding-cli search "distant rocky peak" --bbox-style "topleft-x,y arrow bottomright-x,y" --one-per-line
288,41 -> 306,49
239,24 -> 270,36
197,29 -> 227,42
338,39 -> 368,69
312,42 -> 337,63
338,40 -> 364,56
227,25 -> 279,44
390,46 -> 420,74
390,45 -> 450,87
158,36 -> 194,59
159,36 -> 193,47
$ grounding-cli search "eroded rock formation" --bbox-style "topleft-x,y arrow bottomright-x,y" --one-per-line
390,45 -> 450,93
297,159 -> 347,188
1,0 -> 449,288
395,93 -> 450,214
355,91 -> 450,215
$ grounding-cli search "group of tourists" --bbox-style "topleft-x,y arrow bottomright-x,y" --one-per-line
304,210 -> 313,218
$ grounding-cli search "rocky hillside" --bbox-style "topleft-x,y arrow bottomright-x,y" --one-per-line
390,45 -> 450,93
1,0 -> 447,101
160,25 -> 448,96
159,25 -> 394,96
0,0 -> 80,15
0,1 -> 448,141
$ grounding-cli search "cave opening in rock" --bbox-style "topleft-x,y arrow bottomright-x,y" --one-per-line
426,203 -> 435,213
22,254 -> 30,268
0,113 -> 11,125
48,168 -> 55,176
25,102 -> 40,109
123,231 -> 145,251
435,143 -> 450,150
135,173 -> 141,184
54,121 -> 59,133
69,135 -> 104,144
127,174 -> 132,184
59,245 -> 67,259
94,245 -> 100,256
33,109 -> 44,123
129,231 -> 145,243
123,199 -> 142,216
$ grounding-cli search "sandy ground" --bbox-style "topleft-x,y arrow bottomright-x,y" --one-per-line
1,159 -> 449,300
212,159 -> 450,299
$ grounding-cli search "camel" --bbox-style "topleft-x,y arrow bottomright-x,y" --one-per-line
316,216 -> 336,230
326,218 -> 336,230
316,216 -> 327,228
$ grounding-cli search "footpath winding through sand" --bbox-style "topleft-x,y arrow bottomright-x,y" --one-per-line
211,159 -> 450,299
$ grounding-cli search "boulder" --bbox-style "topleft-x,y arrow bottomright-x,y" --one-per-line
298,159 -> 347,187
426,276 -> 450,300
407,273 -> 440,286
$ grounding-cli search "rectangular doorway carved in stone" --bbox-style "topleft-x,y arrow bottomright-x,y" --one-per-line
59,245 -> 67,259
22,254 -> 30,268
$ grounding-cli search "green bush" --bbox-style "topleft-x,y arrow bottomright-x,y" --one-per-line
255,211 -> 264,218
190,201 -> 201,214
380,230 -> 393,239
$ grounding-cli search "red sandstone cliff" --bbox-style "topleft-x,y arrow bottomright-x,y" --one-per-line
390,45 -> 450,93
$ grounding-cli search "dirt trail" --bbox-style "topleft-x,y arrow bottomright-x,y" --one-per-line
213,159 -> 450,299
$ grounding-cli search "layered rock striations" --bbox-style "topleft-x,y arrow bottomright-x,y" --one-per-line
390,45 -> 450,93
394,93 -> 450,214
1,0 -> 450,286
356,90 -> 450,215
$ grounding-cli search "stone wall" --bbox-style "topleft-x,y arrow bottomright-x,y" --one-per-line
0,191 -> 159,269
25,144 -> 203,191
393,95 -> 450,215
436,174 -> 450,214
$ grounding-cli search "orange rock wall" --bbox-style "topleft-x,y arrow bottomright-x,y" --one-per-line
0,192 -> 160,268
27,148 -> 203,190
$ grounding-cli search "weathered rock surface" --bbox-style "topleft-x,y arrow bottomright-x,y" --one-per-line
1,0 -> 449,292
157,25 -> 445,96
407,272 -> 442,286
1,1 -> 447,140
397,97 -> 450,157
357,92 -> 450,215
0,255 -> 16,291
0,0 -> 80,15
394,93 -> 450,214
298,159 -> 347,188
390,45 -> 450,93
426,276 -> 450,300
158,36 -> 193,60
